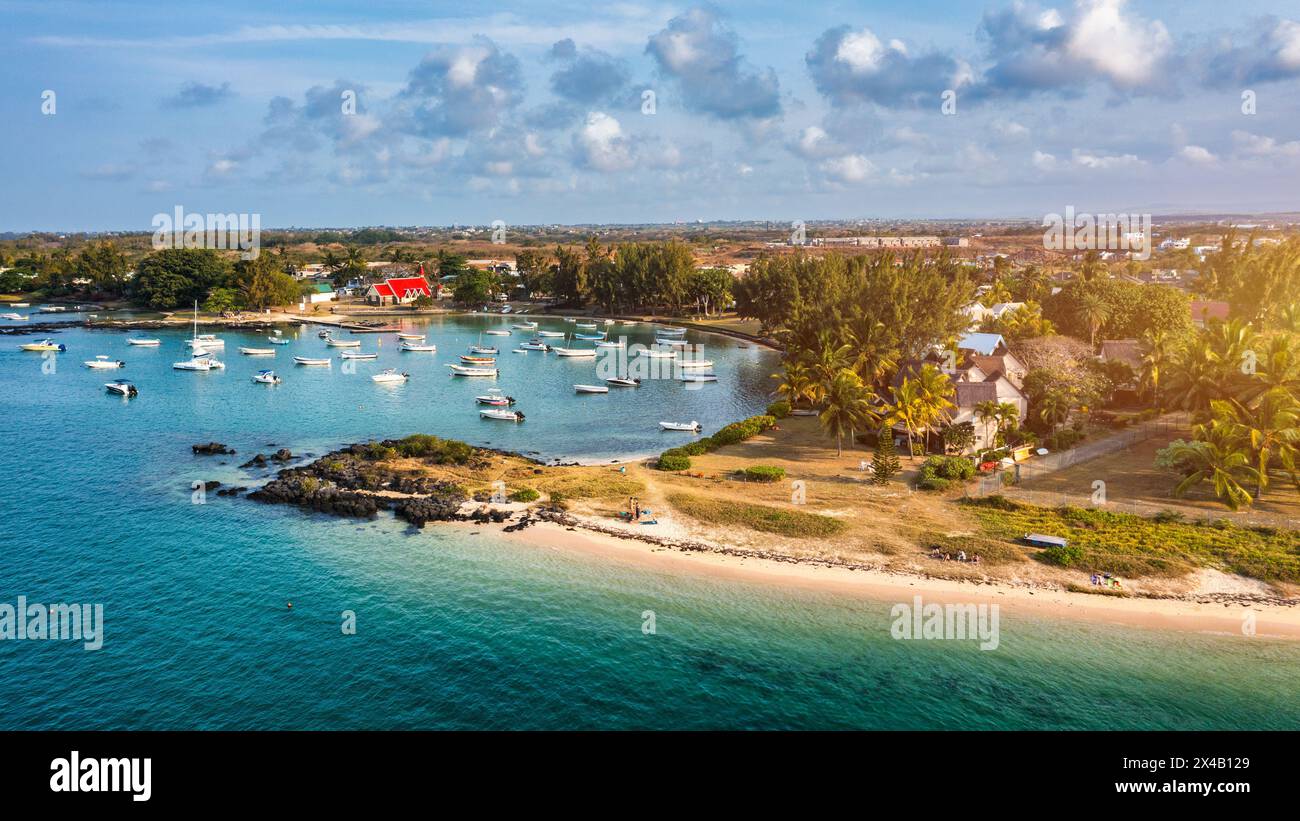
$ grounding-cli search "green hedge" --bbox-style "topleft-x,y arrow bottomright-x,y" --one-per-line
655,414 -> 776,469
765,400 -> 791,419
743,465 -> 786,482
916,455 -> 975,490
657,453 -> 692,471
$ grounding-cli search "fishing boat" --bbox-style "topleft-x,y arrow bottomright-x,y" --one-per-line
446,364 -> 498,377
20,339 -> 66,352
511,322 -> 538,330
475,389 -> 515,406
676,359 -> 714,369
484,329 -> 511,336
400,342 -> 437,352
293,356 -> 332,366
479,408 -> 524,422
251,370 -> 281,385
1,312 -> 27,320
575,322 -> 598,330
553,347 -> 597,358
574,384 -> 609,394
469,345 -> 499,355
239,346 -> 276,356
104,379 -> 138,397
573,332 -> 605,341
84,356 -> 125,369
371,369 -> 409,384
654,337 -> 688,347
127,337 -> 161,346
396,332 -> 425,341
656,326 -> 687,338
340,351 -> 378,360
267,336 -> 290,345
535,330 -> 566,338
323,334 -> 361,348
459,354 -> 495,364
605,377 -> 641,387
518,341 -> 550,351
660,421 -> 702,432
678,374 -> 718,383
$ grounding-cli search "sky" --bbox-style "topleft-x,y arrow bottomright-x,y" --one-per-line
2,0 -> 1299,230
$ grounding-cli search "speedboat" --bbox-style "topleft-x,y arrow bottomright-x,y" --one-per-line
104,379 -> 138,396
340,351 -> 378,360
293,356 -> 331,366
469,345 -> 498,355
447,364 -> 498,377
324,335 -> 360,348
553,347 -> 597,357
396,332 -> 425,341
574,384 -> 609,394
251,370 -> 281,384
19,339 -> 65,352
84,356 -> 125,369
239,346 -> 276,356
518,341 -> 550,351
676,359 -> 714,369
372,369 -> 409,383
484,330 -> 510,336
173,355 -> 222,371
605,377 -> 640,387
401,342 -> 437,352
479,408 -> 524,422
511,322 -> 538,330
460,354 -> 496,364
679,374 -> 718,383
476,389 -> 515,406
127,337 -> 161,346
267,336 -> 291,345
660,421 -> 702,432
535,330 -> 565,338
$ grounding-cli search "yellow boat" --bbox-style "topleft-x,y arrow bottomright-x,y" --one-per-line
19,338 -> 65,352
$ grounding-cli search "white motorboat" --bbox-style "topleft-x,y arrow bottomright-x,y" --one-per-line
679,374 -> 718,383
595,339 -> 624,348
251,369 -> 281,384
396,332 -> 425,341
127,337 -> 161,346
84,356 -> 125,369
574,384 -> 609,394
19,339 -> 65,352
479,408 -> 524,422
676,359 -> 714,368
511,322 -> 538,330
340,351 -> 378,360
605,377 -> 640,387
268,336 -> 291,346
460,354 -> 496,364
173,355 -> 222,371
371,369 -> 409,383
1,312 -> 27,320
535,330 -> 566,338
186,334 -> 224,350
484,330 -> 511,336
469,345 -> 499,355
518,341 -> 550,351
476,389 -> 514,406
239,347 -> 276,356
660,421 -> 702,432
324,335 -> 361,348
10,302 -> 29,307
293,356 -> 331,366
400,342 -> 437,352
447,364 -> 498,377
553,347 -> 597,358
104,379 -> 137,396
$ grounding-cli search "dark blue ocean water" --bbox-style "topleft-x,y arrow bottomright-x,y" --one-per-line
1,315 -> 1297,729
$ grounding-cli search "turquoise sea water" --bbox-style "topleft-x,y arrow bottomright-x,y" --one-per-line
1,316 -> 1298,729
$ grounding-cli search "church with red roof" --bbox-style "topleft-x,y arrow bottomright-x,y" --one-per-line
364,266 -> 435,305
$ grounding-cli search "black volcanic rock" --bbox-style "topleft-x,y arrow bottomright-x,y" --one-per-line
192,442 -> 234,455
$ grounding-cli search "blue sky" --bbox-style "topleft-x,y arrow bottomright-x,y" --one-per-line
3,0 -> 1299,230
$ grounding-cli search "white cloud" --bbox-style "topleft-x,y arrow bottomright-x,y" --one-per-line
820,153 -> 875,183
574,111 -> 634,172
1064,0 -> 1172,87
1178,145 -> 1216,165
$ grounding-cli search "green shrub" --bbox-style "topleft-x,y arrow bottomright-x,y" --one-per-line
509,487 -> 540,502
921,455 -> 976,481
1042,543 -> 1086,567
657,453 -> 691,471
743,465 -> 786,482
916,475 -> 951,491
766,400 -> 791,419
392,434 -> 475,464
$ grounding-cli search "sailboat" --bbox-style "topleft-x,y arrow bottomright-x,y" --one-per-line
184,301 -> 223,350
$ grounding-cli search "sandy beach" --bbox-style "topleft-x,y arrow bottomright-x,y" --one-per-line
487,517 -> 1300,640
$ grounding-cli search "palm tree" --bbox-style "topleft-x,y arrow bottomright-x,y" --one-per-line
1167,430 -> 1259,511
1166,337 -> 1222,415
886,365 -> 955,459
818,369 -> 880,456
885,379 -> 927,461
994,401 -> 1021,444
1208,389 -> 1300,500
1038,389 -> 1071,434
844,320 -> 898,388
772,361 -> 820,409
1139,329 -> 1170,408
974,399 -> 1000,450
1079,290 -> 1110,348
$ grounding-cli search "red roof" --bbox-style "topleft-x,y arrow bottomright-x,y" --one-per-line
371,283 -> 395,297
385,276 -> 431,299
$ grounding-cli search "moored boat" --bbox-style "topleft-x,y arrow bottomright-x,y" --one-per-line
553,347 -> 597,357
239,346 -> 276,356
678,373 -> 718,383
535,330 -> 566,338
676,359 -> 714,368
574,384 -> 609,394
400,342 -> 437,352
479,408 -> 524,422
104,379 -> 137,396
511,322 -> 538,330
324,335 -> 361,348
605,377 -> 640,387
340,351 -> 378,360
446,364 -> 498,377
293,356 -> 331,366
267,336 -> 291,345
469,345 -> 499,355
251,369 -> 281,384
475,389 -> 515,406
660,420 -> 702,432
127,337 -> 161,346
460,354 -> 496,364
640,348 -> 676,358
19,338 -> 65,352
371,369 -> 409,383
518,341 -> 550,351
573,332 -> 606,340
396,332 -> 425,341
1,312 -> 27,320
484,329 -> 510,336
84,356 -> 125,369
